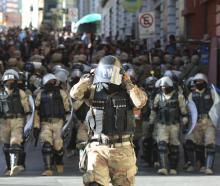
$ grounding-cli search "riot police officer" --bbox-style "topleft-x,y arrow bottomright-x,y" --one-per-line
34,73 -> 70,176
70,55 -> 147,186
0,69 -> 30,176
141,76 -> 158,167
150,76 -> 188,175
188,73 -> 216,175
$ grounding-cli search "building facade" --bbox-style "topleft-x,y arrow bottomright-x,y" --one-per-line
0,0 -> 21,26
100,0 -> 185,47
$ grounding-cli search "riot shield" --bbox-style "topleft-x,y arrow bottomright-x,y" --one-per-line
24,95 -> 35,141
186,100 -> 198,135
209,84 -> 220,129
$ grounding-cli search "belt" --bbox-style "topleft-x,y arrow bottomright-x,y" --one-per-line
89,136 -> 132,146
41,118 -> 63,122
89,141 -> 132,147
2,114 -> 24,119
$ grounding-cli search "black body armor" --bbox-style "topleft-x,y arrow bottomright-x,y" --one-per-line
192,89 -> 213,115
0,89 -> 24,117
40,89 -> 65,119
91,85 -> 135,136
158,92 -> 180,124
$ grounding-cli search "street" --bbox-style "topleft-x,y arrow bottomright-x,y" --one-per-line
1,134 -> 220,186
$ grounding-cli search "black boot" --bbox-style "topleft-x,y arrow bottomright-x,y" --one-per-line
185,140 -> 195,171
9,144 -> 22,176
169,145 -> 179,175
42,142 -> 53,176
54,148 -> 64,173
3,144 -> 10,175
153,142 -> 159,166
142,137 -> 153,166
205,144 -> 215,175
196,145 -> 205,170
158,141 -> 168,175
18,143 -> 25,170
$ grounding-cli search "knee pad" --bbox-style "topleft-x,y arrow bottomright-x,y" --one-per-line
3,144 -> 10,153
88,182 -> 103,186
158,141 -> 167,153
185,140 -> 194,151
42,142 -> 53,154
10,144 -> 22,153
206,144 -> 215,155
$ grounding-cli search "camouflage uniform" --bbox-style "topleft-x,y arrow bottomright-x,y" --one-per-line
187,88 -> 216,174
34,83 -> 70,176
70,57 -> 147,186
150,87 -> 188,175
0,88 -> 30,176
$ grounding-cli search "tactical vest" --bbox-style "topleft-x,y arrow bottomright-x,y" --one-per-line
40,89 -> 65,119
192,89 -> 213,115
0,89 -> 24,117
76,102 -> 89,122
90,86 -> 135,136
158,92 -> 180,124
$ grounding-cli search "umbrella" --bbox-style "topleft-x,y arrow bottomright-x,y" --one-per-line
76,13 -> 101,27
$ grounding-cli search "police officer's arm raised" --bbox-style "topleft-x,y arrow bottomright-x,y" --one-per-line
122,72 -> 147,109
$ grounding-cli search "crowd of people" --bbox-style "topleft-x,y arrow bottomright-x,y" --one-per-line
0,26 -> 218,184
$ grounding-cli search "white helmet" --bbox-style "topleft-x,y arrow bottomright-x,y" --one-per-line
42,73 -> 57,85
155,76 -> 173,88
3,69 -> 19,80
193,73 -> 208,83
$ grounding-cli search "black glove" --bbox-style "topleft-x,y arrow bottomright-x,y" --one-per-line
33,128 -> 40,139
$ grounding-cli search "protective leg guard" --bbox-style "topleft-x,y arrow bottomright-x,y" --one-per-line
3,144 -> 10,171
18,143 -> 25,171
158,141 -> 168,175
196,145 -> 205,168
9,144 -> 22,176
169,145 -> 179,172
153,142 -> 159,164
185,140 -> 195,169
142,137 -> 153,165
54,148 -> 64,173
42,142 -> 53,176
205,144 -> 215,175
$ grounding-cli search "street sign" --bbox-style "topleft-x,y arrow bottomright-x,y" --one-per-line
139,11 -> 155,39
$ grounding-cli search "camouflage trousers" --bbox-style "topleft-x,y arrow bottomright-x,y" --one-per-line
76,122 -> 88,143
82,142 -> 137,186
0,118 -> 24,145
40,118 -> 64,150
192,118 -> 215,145
157,123 -> 180,145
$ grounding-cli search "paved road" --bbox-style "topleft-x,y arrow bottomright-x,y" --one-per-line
1,132 -> 220,186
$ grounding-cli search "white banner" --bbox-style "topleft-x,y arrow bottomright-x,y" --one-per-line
139,11 -> 155,39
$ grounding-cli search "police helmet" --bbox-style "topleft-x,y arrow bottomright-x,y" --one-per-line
93,55 -> 123,85
2,69 -> 19,82
71,63 -> 84,79
193,73 -> 208,83
52,65 -> 69,83
155,76 -> 173,88
144,76 -> 158,86
42,73 -> 57,85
